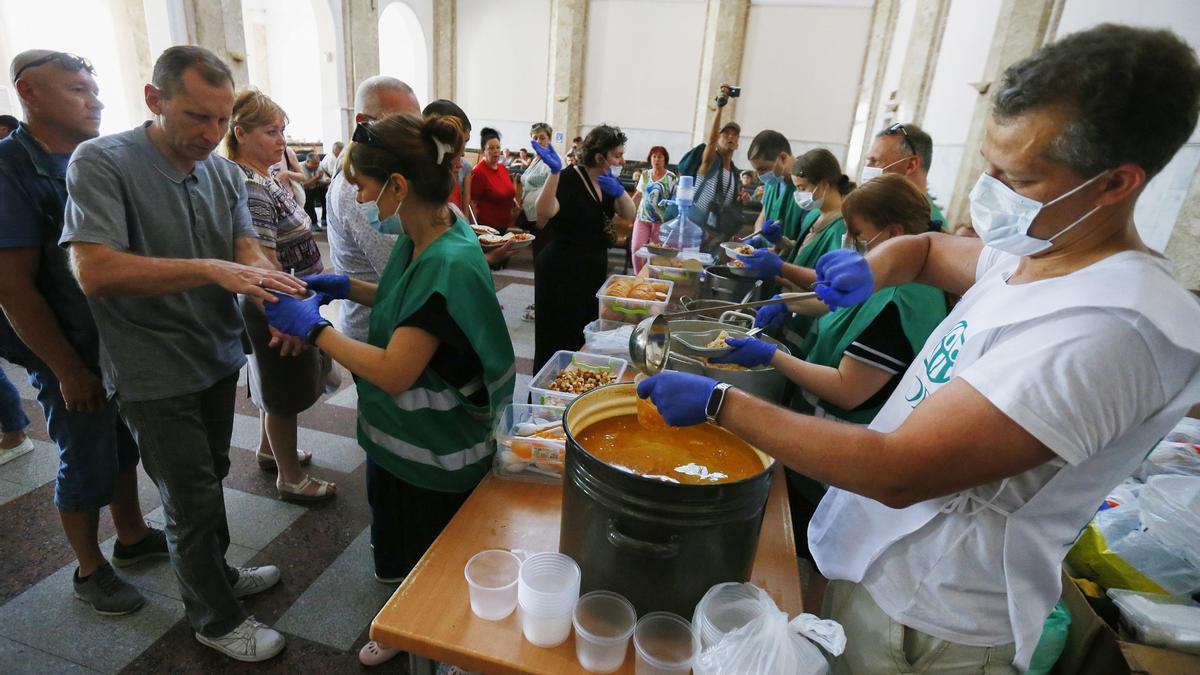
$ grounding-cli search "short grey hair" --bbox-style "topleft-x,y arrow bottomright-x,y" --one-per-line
354,76 -> 418,118
875,123 -> 932,174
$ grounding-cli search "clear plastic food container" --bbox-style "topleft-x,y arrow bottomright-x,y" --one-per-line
493,404 -> 567,484
596,275 -> 674,325
528,351 -> 629,408
646,264 -> 702,303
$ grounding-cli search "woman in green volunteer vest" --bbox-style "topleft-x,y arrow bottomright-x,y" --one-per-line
722,174 -> 946,421
262,112 -> 515,598
755,149 -> 855,354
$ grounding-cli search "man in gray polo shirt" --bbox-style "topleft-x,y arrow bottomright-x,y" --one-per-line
61,46 -> 306,663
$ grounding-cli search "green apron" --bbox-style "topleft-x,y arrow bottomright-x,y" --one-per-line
760,179 -> 795,227
797,283 -> 947,421
778,211 -> 847,356
357,218 -> 517,492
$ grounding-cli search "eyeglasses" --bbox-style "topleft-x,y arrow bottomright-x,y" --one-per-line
13,52 -> 95,82
884,122 -> 915,156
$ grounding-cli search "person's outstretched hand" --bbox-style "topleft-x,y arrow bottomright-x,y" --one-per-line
598,173 -> 625,198
302,274 -> 350,302
710,337 -> 777,368
264,292 -> 328,341
814,249 -> 874,310
531,141 -> 562,174
636,371 -> 719,427
736,248 -> 784,280
754,295 -> 790,330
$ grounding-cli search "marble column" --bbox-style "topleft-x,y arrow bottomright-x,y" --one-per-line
186,0 -> 249,87
432,0 -> 455,102
894,0 -> 950,125
845,0 -> 900,177
1165,166 -> 1200,290
340,0 -> 380,125
690,0 -> 750,146
943,0 -> 1059,227
545,0 -> 588,157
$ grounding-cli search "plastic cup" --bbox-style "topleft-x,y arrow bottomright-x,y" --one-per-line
573,591 -> 637,673
464,549 -> 521,620
518,552 -> 581,647
633,612 -> 698,675
694,582 -> 762,649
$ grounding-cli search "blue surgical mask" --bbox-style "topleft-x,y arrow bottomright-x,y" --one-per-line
759,171 -> 781,189
359,179 -> 404,235
969,172 -> 1105,257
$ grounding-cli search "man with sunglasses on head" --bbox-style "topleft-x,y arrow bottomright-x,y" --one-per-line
863,122 -> 946,231
59,46 -> 305,662
638,25 -> 1200,672
0,49 -> 169,616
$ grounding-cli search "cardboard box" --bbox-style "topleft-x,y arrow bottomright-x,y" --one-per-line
1055,572 -> 1200,674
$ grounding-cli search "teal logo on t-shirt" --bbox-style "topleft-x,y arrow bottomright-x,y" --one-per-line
905,320 -> 967,408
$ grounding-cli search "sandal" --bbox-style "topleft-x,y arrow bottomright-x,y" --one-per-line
359,640 -> 400,666
276,474 -> 336,503
256,450 -> 313,472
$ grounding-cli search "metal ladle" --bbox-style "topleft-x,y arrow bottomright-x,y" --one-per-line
628,292 -> 818,374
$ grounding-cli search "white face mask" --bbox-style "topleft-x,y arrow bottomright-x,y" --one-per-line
860,156 -> 910,183
794,184 -> 825,210
969,172 -> 1105,257
843,230 -> 885,255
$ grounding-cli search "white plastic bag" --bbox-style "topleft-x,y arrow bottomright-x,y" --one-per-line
1108,589 -> 1200,655
581,319 -> 633,361
1140,475 -> 1200,569
694,584 -> 844,675
1134,441 -> 1200,480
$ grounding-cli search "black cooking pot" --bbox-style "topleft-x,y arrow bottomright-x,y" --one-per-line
559,382 -> 774,617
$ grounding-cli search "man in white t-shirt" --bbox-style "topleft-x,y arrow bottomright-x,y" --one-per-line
637,24 -> 1200,673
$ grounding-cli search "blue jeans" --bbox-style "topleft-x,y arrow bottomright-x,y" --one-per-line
0,366 -> 30,433
24,364 -> 139,512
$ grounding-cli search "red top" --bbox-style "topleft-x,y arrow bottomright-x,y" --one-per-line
469,161 -> 516,231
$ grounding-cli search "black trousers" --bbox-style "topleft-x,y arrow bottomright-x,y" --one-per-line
366,458 -> 474,578
304,185 -> 328,227
532,239 -> 608,374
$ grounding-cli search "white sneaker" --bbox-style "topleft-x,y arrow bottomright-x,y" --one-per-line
195,616 -> 285,662
232,565 -> 281,598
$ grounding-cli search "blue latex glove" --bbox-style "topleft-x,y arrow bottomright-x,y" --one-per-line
264,292 -> 328,341
814,249 -> 874,310
710,337 -> 777,368
301,274 -> 350,302
754,295 -> 790,330
598,173 -> 625,198
636,371 -> 719,427
743,221 -> 783,248
736,249 -> 784,280
531,141 -> 562,174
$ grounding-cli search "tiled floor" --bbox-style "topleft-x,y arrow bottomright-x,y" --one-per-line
0,242 -> 629,673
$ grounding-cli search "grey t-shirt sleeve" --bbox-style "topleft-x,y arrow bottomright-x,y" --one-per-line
60,151 -> 130,251
230,170 -> 256,241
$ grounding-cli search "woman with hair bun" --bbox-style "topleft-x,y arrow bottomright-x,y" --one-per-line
263,114 -> 515,666
465,126 -> 517,231
223,89 -> 334,502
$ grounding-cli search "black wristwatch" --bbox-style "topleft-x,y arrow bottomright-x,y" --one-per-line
706,383 -> 733,424
305,319 -> 332,345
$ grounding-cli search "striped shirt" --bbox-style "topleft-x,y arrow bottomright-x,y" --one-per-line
240,164 -> 323,276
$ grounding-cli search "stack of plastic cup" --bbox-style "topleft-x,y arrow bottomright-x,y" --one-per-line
693,582 -> 762,649
572,591 -> 637,673
517,552 -> 581,647
464,549 -> 522,620
633,612 -> 699,674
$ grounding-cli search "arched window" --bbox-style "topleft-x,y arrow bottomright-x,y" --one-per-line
379,1 -> 429,104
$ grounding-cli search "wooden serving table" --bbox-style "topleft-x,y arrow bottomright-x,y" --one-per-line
370,466 -> 800,674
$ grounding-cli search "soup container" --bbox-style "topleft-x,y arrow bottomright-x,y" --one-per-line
667,319 -> 792,404
573,591 -> 637,673
700,265 -> 760,303
560,382 -> 775,617
633,612 -> 699,675
464,549 -> 522,620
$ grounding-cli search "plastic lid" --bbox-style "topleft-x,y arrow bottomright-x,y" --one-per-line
676,175 -> 695,202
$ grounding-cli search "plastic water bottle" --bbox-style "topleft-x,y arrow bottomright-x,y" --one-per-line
660,176 -> 702,253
